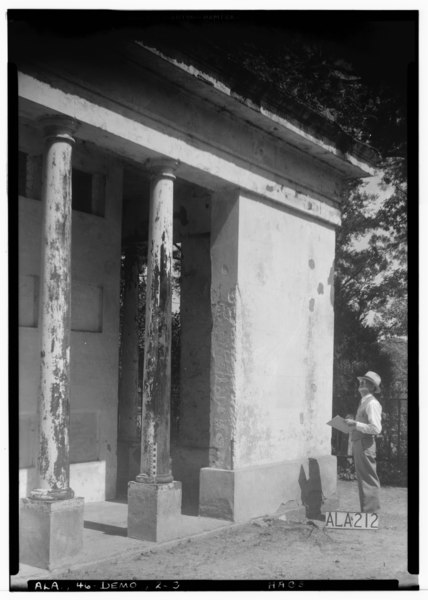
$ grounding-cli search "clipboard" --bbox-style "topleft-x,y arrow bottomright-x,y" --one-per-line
327,415 -> 350,434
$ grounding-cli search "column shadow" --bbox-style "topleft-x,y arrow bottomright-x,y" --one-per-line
83,520 -> 128,537
298,458 -> 325,521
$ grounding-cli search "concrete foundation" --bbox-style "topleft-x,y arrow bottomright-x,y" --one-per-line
19,497 -> 84,570
127,480 -> 182,542
199,455 -> 337,522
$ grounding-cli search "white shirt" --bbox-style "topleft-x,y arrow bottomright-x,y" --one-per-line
355,393 -> 382,435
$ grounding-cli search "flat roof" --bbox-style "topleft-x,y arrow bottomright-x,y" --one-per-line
130,41 -> 378,179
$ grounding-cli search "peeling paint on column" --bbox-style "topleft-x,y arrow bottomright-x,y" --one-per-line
138,160 -> 178,484
32,116 -> 76,501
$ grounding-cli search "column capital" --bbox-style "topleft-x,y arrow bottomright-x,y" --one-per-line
39,115 -> 78,144
147,158 -> 180,181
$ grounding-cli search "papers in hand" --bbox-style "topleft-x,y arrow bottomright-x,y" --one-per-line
327,415 -> 350,434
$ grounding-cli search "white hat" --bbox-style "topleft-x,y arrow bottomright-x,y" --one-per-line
357,371 -> 381,393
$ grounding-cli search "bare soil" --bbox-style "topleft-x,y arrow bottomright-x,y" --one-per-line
54,481 -> 410,584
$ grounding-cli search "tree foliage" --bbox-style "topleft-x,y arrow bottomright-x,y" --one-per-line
169,20 -> 410,340
335,177 -> 407,339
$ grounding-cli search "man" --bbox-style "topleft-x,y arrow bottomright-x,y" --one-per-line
345,371 -> 382,513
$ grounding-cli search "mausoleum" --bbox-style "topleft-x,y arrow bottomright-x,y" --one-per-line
11,14 -> 376,569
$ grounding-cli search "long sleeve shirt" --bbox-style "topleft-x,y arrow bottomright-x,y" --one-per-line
354,393 -> 382,436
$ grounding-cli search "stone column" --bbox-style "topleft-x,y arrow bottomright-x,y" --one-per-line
19,116 -> 84,570
128,159 -> 182,542
117,246 -> 143,494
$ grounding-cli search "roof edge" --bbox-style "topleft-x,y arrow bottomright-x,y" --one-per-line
135,42 -> 379,178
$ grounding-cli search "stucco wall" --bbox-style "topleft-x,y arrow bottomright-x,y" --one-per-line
210,190 -> 336,470
209,192 -> 241,470
18,147 -> 123,501
235,192 -> 336,467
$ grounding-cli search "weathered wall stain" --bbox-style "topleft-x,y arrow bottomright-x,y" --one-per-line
209,286 -> 238,470
207,193 -> 337,467
328,262 -> 335,307
237,402 -> 273,464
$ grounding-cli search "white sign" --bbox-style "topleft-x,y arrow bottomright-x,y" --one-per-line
325,511 -> 379,529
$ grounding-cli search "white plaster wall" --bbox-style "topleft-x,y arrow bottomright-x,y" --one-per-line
234,193 -> 336,467
19,462 -> 107,503
209,193 -> 240,469
18,150 -> 123,501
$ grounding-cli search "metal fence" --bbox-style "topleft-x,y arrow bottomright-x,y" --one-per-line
332,397 -> 408,486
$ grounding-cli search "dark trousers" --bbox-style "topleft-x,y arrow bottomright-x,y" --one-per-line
352,438 -> 381,512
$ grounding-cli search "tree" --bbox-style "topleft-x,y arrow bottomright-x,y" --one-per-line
335,178 -> 407,339
143,17 -> 410,339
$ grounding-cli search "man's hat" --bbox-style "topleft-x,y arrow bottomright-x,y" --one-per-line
357,371 -> 381,393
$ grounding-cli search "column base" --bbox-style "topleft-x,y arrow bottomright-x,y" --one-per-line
127,480 -> 182,542
199,455 -> 337,522
19,497 -> 84,570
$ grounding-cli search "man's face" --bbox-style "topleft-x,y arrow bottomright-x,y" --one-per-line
358,378 -> 371,396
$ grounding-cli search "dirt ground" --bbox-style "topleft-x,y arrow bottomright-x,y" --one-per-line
51,480 -> 410,585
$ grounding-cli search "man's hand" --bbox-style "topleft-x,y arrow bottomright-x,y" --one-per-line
345,418 -> 357,430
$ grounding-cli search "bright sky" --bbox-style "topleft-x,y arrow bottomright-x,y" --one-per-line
349,171 -> 395,252
360,172 -> 394,203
